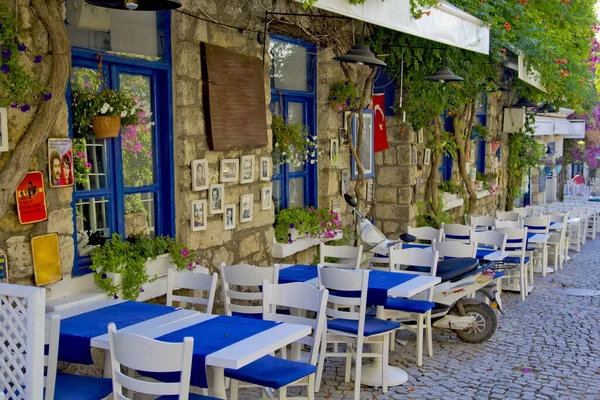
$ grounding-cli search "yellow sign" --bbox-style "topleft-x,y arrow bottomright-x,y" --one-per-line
32,233 -> 62,286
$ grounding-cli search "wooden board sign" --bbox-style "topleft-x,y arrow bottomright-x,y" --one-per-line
200,42 -> 268,151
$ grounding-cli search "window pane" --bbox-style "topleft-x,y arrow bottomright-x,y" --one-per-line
270,40 -> 308,92
66,1 -> 165,60
273,180 -> 282,214
119,74 -> 155,187
289,177 -> 305,208
125,192 -> 155,238
76,197 -> 110,256
288,102 -> 306,173
71,67 -> 103,92
74,138 -> 109,191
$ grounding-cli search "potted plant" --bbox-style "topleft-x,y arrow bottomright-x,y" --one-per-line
273,206 -> 342,244
71,88 -> 140,139
272,114 -> 317,168
328,80 -> 361,113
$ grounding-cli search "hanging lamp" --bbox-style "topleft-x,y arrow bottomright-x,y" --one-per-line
512,96 -> 537,108
85,0 -> 182,11
538,103 -> 556,113
333,43 -> 387,67
424,49 -> 463,83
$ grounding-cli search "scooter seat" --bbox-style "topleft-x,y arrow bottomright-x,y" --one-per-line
406,258 -> 479,283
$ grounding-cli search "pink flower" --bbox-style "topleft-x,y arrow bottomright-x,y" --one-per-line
76,152 -> 86,158
180,249 -> 189,257
84,162 -> 92,168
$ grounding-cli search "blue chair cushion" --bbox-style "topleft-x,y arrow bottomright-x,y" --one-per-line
384,298 -> 435,314
328,317 -> 400,337
224,355 -> 316,389
157,394 -> 220,400
232,308 -> 290,320
504,256 -> 530,265
53,372 -> 112,400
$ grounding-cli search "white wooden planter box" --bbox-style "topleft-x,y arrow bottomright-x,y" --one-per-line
272,231 -> 343,259
108,254 -> 173,301
442,192 -> 464,211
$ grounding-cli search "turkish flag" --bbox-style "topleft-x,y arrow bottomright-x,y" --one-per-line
373,93 -> 389,152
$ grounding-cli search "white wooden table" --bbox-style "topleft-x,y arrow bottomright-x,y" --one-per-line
49,300 -> 311,399
528,233 -> 551,278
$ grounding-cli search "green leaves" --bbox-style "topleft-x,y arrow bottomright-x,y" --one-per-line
271,114 -> 317,168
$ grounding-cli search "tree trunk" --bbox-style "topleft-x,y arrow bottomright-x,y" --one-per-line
454,104 -> 478,215
0,0 -> 70,219
425,118 -> 443,217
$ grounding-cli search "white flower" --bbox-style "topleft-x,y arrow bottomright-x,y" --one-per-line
310,160 -> 315,164
282,151 -> 287,156
109,107 -> 114,112
100,103 -> 110,114
130,107 -> 136,115
120,110 -> 128,118
312,136 -> 317,140
274,143 -> 279,147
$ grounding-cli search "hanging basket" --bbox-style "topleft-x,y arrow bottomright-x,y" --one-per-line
491,140 -> 501,153
92,116 -> 122,138
331,102 -> 344,113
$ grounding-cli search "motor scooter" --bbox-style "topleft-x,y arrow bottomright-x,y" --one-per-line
344,194 -> 501,343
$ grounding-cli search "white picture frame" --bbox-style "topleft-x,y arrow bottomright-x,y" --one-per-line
220,159 -> 239,183
330,138 -> 339,167
411,144 -> 417,165
240,155 -> 255,184
259,157 -> 271,181
0,107 -> 8,152
261,186 -> 272,210
418,128 -> 424,144
190,200 -> 207,231
424,148 -> 431,166
367,181 -> 374,203
191,159 -> 209,191
209,184 -> 225,214
223,204 -> 236,230
341,169 -> 350,195
240,193 -> 253,223
350,111 -> 375,180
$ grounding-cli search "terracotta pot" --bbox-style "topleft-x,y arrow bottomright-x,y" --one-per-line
331,102 -> 344,112
491,140 -> 501,153
92,116 -> 121,138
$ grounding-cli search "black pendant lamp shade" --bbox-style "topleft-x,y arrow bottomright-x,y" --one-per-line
424,66 -> 464,83
538,103 -> 556,113
512,96 -> 537,108
334,44 -> 387,67
85,0 -> 182,11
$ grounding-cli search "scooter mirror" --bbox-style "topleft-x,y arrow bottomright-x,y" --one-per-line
344,193 -> 357,208
399,233 -> 416,243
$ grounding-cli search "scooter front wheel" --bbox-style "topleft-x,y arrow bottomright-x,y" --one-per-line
455,301 -> 497,343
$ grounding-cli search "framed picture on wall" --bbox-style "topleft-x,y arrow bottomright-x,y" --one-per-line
259,157 -> 271,181
0,107 -> 8,152
47,138 -> 74,187
0,253 -> 7,283
191,159 -> 209,191
190,199 -> 207,231
330,139 -> 339,167
424,148 -> 431,166
240,193 -> 253,223
220,159 -> 239,183
261,186 -> 272,210
209,184 -> 225,214
341,169 -> 350,195
240,155 -> 255,184
418,128 -> 424,144
366,181 -> 374,203
411,145 -> 417,165
351,110 -> 375,180
339,128 -> 349,146
330,198 -> 341,214
223,204 -> 236,230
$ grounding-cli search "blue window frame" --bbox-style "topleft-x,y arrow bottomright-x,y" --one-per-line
474,94 -> 487,174
269,35 -> 318,213
69,16 -> 174,276
439,114 -> 453,181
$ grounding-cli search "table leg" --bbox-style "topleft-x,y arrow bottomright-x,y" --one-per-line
211,367 -> 227,399
103,350 -> 112,378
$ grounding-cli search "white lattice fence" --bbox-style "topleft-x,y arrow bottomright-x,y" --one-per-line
0,284 -> 45,400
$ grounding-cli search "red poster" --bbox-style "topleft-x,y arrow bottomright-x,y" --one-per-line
15,171 -> 48,224
373,93 -> 389,152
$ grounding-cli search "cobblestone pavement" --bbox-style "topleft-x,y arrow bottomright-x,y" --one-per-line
237,240 -> 600,400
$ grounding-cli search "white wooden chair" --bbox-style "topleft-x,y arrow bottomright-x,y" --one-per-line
166,268 -> 218,314
572,207 -> 589,246
433,240 -> 477,258
220,263 -> 279,319
440,223 -> 472,243
523,216 -> 550,277
107,323 -> 217,400
407,226 -> 443,242
566,210 -> 582,252
383,248 -> 438,366
546,212 -> 568,271
227,282 -> 328,400
317,267 -> 399,400
495,227 -> 530,301
494,219 -> 522,229
469,215 -> 496,231
45,314 -> 113,400
495,211 -> 520,221
471,231 -> 507,294
319,243 -> 363,269
512,207 -> 527,219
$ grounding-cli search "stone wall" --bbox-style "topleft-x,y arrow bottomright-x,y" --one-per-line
0,0 -> 72,290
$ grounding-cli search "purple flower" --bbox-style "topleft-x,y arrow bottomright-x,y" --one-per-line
9,103 -> 17,108
34,55 -> 42,63
332,96 -> 338,101
17,43 -> 26,52
139,287 -> 145,293
20,104 -> 30,112
84,162 -> 92,168
180,248 -> 189,257
298,220 -> 302,225
345,81 -> 349,86
1,64 -> 9,74
1,49 -> 11,59
289,223 -> 295,229
187,262 -> 195,271
43,92 -> 52,101
321,222 -> 325,227
113,294 -> 119,299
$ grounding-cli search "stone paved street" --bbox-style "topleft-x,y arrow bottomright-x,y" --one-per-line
238,240 -> 600,400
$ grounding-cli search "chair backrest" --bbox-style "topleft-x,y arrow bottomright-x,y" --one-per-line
45,314 -> 61,400
495,227 -> 528,263
317,267 -> 368,337
108,323 -> 193,400
469,215 -> 496,231
368,254 -> 390,272
471,230 -> 507,251
523,216 -> 550,234
440,223 -> 472,243
166,268 -> 218,314
547,212 -> 567,224
407,226 -> 443,242
494,219 -> 522,229
388,248 -> 438,302
512,207 -> 527,219
433,240 -> 477,258
319,243 -> 363,269
220,263 -> 279,317
495,211 -> 520,221
262,282 -> 328,366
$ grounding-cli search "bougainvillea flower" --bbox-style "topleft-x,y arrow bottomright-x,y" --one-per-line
504,22 -> 511,30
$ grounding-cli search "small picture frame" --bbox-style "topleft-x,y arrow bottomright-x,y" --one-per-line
220,159 -> 239,183
0,253 -> 7,283
341,169 -> 350,195
367,181 -> 374,203
339,128 -> 349,146
417,151 -> 423,171
48,138 -> 74,187
417,128 -> 424,144
209,184 -> 225,214
424,148 -> 431,166
191,159 -> 209,191
416,178 -> 422,201
330,138 -> 339,167
259,157 -> 271,181
0,107 -> 8,152
240,193 -> 254,223
223,204 -> 236,230
261,186 -> 272,210
330,198 -> 341,214
411,145 -> 417,165
190,199 -> 207,231
240,155 -> 255,184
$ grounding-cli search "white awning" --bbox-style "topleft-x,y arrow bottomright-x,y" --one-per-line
506,54 -> 547,93
295,0 -> 489,55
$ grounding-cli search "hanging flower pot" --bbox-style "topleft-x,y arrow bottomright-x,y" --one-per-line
92,116 -> 122,138
331,102 -> 344,112
545,166 -> 552,174
491,140 -> 501,153
555,164 -> 562,174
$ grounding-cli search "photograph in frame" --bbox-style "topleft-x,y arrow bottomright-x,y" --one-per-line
0,253 -> 7,282
260,157 -> 271,181
339,128 -> 349,146
191,159 -> 209,191
350,110 -> 374,180
0,107 -> 8,152
367,181 -> 374,203
341,169 -> 350,195
190,199 -> 207,231
220,159 -> 239,183
418,128 -> 424,144
330,198 -> 341,214
209,184 -> 225,214
223,204 -> 236,230
261,186 -> 272,210
48,138 -> 74,188
240,193 -> 253,223
330,138 -> 339,167
411,145 -> 417,165
424,148 -> 431,166
240,155 -> 255,184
